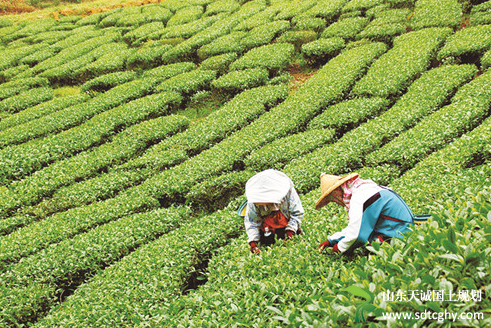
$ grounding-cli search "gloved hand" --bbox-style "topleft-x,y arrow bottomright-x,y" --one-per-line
286,230 -> 294,239
318,240 -> 331,253
332,243 -> 340,253
250,241 -> 261,254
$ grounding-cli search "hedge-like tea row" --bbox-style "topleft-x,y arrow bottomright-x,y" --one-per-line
357,9 -> 409,42
38,42 -> 128,84
437,24 -> 491,61
80,71 -> 138,93
142,61 -> 196,79
126,44 -> 172,69
0,87 -> 53,115
0,207 -> 190,327
2,93 -> 184,217
0,77 -> 49,101
164,183 -> 491,327
392,116 -> 491,212
284,63 -> 478,193
156,69 -> 217,95
197,31 -> 247,59
5,18 -> 57,42
342,0 -> 385,13
410,0 -> 462,30
161,3 -> 264,63
470,1 -> 491,25
482,48 -> 491,70
211,68 -> 269,92
244,129 -> 336,171
74,48 -> 135,81
0,94 -> 89,132
240,20 -> 291,49
123,21 -> 164,45
321,17 -> 369,39
186,170 -> 254,212
167,5 -> 204,26
0,64 -> 30,82
135,43 -> 387,203
301,37 -> 345,62
122,84 -> 289,171
0,78 -> 157,186
0,43 -> 46,71
0,171 -> 150,236
367,67 -> 491,169
275,0 -> 317,20
352,28 -> 452,97
32,32 -> 121,74
307,97 -> 391,131
230,42 -> 295,73
233,4 -> 282,31
33,207 -> 242,327
300,0 -> 349,19
199,52 -> 238,74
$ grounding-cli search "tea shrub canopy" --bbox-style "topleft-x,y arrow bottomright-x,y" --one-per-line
0,0 -> 490,327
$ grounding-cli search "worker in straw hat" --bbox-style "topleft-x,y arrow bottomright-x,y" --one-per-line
244,169 -> 304,254
316,172 -> 415,255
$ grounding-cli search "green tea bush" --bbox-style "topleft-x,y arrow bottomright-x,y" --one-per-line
392,116 -> 491,211
0,18 -> 12,28
307,97 -> 390,131
149,15 -> 223,41
136,43 -> 386,203
293,17 -> 327,32
197,31 -> 248,59
469,1 -> 491,25
285,63 -> 478,193
161,4 -> 264,64
81,71 -> 138,93
240,20 -> 291,49
33,208 -> 241,327
205,0 -> 241,16
352,28 -> 452,98
277,30 -> 318,52
0,207 -> 190,327
321,17 -> 369,39
142,61 -> 196,80
245,129 -> 336,171
410,0 -> 463,30
98,7 -> 139,28
0,189 -> 160,272
275,0 -> 317,20
301,0 -> 349,19
157,69 -> 217,95
0,94 -> 89,132
5,18 -> 57,42
342,0 -> 384,13
0,43 -> 45,71
48,25 -> 103,52
74,48 -> 135,81
233,4 -> 281,31
356,22 -> 407,43
301,37 -> 345,63
482,48 -> 491,70
9,111 -> 187,213
186,170 -> 255,212
0,64 -> 29,83
199,52 -> 238,75
437,24 -> 491,62
76,12 -> 109,26
125,44 -> 171,69
211,68 -> 269,92
0,77 -> 49,101
39,43 -> 127,84
0,78 -> 157,186
122,21 -> 164,44
230,43 -> 295,73
20,48 -> 56,66
0,87 -> 53,115
367,67 -> 490,170
141,4 -> 174,23
167,5 -> 204,26
123,84 -> 288,171
32,32 -> 121,74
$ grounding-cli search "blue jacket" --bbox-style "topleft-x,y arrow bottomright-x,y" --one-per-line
328,183 -> 414,254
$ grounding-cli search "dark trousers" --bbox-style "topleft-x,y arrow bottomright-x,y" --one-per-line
259,227 -> 286,246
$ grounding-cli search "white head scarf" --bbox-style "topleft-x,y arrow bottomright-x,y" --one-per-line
245,169 -> 293,204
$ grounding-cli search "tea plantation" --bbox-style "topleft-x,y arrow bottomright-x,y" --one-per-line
0,0 -> 490,327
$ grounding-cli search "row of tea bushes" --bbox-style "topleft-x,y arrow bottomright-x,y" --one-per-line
437,23 -> 491,63
0,206 -> 190,327
410,0 -> 462,30
366,69 -> 491,170
284,63 -> 477,193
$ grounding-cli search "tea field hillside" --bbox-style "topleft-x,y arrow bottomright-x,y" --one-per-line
0,0 -> 490,326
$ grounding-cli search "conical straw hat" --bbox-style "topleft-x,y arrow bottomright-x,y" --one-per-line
315,173 -> 359,209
